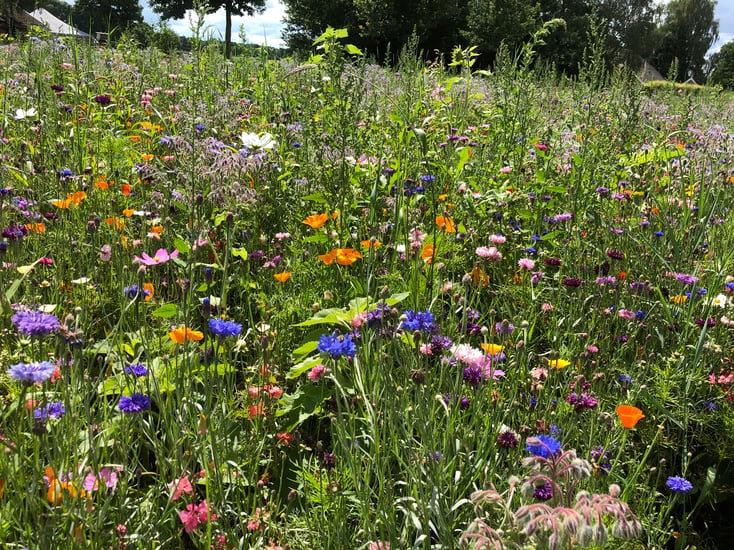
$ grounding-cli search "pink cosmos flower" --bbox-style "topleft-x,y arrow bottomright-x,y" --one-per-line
133,248 -> 179,266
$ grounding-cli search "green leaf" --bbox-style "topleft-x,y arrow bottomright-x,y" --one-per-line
304,233 -> 329,244
345,44 -> 363,56
292,340 -> 319,360
152,303 -> 177,318
287,356 -> 323,380
293,309 -> 349,327
231,247 -> 248,260
173,237 -> 190,254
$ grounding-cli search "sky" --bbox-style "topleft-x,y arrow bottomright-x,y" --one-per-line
137,0 -> 732,53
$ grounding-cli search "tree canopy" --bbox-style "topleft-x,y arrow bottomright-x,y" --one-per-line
709,40 -> 734,89
72,0 -> 143,36
147,0 -> 265,58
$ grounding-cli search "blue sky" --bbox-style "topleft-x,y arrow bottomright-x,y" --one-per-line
141,0 -> 732,53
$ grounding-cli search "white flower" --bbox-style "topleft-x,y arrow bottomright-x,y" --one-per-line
240,132 -> 276,150
707,293 -> 730,308
15,107 -> 38,120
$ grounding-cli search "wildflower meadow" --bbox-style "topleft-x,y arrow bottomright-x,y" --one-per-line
3,24 -> 734,550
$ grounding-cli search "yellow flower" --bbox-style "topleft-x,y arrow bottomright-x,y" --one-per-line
548,358 -> 571,369
302,213 -> 329,229
481,343 -> 505,355
274,271 -> 291,282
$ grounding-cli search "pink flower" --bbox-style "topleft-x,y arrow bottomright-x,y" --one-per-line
489,234 -> 506,244
179,500 -> 216,533
133,248 -> 179,266
518,258 -> 535,270
476,246 -> 502,261
99,244 -> 112,262
168,476 -> 194,500
307,364 -> 326,382
618,309 -> 636,320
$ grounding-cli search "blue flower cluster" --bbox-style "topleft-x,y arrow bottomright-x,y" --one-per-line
7,361 -> 56,385
124,363 -> 148,377
525,434 -> 562,458
11,310 -> 60,337
402,310 -> 435,332
209,318 -> 243,337
119,393 -> 151,413
34,401 -> 66,420
317,332 -> 357,359
666,476 -> 693,493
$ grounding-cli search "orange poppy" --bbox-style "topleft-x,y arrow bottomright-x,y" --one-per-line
121,184 -> 131,196
319,248 -> 362,266
105,217 -> 125,231
421,244 -> 436,264
122,208 -> 135,217
52,191 -> 87,209
168,325 -> 204,344
150,224 -> 164,234
143,282 -> 154,301
469,266 -> 489,287
45,466 -> 77,505
360,239 -> 381,249
274,272 -> 291,282
616,405 -> 644,429
302,213 -> 329,229
141,153 -> 154,162
129,135 -> 141,142
94,178 -> 110,190
25,222 -> 45,233
0,478 -> 4,499
436,215 -> 456,233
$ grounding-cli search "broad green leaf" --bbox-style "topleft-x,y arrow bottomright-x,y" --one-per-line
292,340 -> 319,360
287,356 -> 323,380
152,303 -> 177,318
173,237 -> 190,254
231,247 -> 248,260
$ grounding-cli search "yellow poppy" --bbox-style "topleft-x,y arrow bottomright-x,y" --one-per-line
481,343 -> 505,355
548,358 -> 571,369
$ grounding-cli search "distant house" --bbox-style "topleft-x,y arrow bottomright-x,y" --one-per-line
27,8 -> 91,40
0,9 -> 42,36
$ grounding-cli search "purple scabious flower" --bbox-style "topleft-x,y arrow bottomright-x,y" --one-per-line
526,435 -> 562,458
11,310 -> 60,336
318,332 -> 357,359
34,401 -> 66,420
7,361 -> 56,385
666,476 -> 693,493
402,310 -> 435,332
562,278 -> 583,287
124,363 -> 147,377
208,318 -> 242,337
119,393 -> 151,413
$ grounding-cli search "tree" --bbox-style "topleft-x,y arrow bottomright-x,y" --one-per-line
72,0 -> 143,36
597,0 -> 660,68
282,0 -> 356,54
651,0 -> 718,82
709,40 -> 734,88
147,0 -> 265,58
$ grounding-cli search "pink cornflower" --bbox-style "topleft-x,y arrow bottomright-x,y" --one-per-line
476,246 -> 502,261
518,258 -> 535,270
489,234 -> 506,244
618,309 -> 636,320
133,248 -> 178,266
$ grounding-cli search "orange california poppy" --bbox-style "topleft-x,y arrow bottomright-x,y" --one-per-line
616,405 -> 645,429
105,217 -> 125,231
302,213 -> 329,229
360,239 -> 382,249
25,223 -> 45,233
421,244 -> 436,264
141,153 -> 154,162
94,177 -> 112,190
143,282 -> 154,301
0,478 -> 4,499
45,466 -> 77,505
122,208 -> 135,217
129,135 -> 141,142
469,266 -> 490,287
168,325 -> 204,344
121,184 -> 131,196
150,224 -> 164,234
274,272 -> 291,282
436,215 -> 456,233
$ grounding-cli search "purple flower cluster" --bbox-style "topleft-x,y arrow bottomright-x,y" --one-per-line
566,392 -> 599,412
7,361 -> 56,385
34,401 -> 66,420
119,393 -> 151,413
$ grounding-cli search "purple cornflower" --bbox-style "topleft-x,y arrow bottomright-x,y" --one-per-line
590,446 -> 612,474
7,361 -> 56,385
318,332 -> 357,359
118,393 -> 151,413
566,392 -> 598,412
562,278 -> 583,287
495,320 -> 515,335
463,366 -> 483,388
675,273 -> 698,285
606,249 -> 624,260
666,476 -> 693,493
93,94 -> 112,105
208,318 -> 242,337
429,334 -> 452,355
497,430 -> 519,449
552,213 -> 573,222
34,401 -> 66,420
124,363 -> 147,377
525,435 -> 562,458
123,285 -> 150,300
11,310 -> 60,336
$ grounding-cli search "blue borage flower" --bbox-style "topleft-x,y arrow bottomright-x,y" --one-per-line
317,332 -> 357,359
119,393 -> 151,413
526,434 -> 562,458
208,318 -> 242,337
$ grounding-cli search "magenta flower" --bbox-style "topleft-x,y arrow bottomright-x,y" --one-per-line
133,248 -> 179,266
179,500 -> 216,533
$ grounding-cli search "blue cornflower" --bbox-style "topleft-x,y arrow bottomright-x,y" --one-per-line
118,393 -> 151,413
666,476 -> 693,493
209,318 -> 242,337
11,310 -> 60,337
402,310 -> 435,332
526,434 -> 562,458
124,363 -> 147,377
7,361 -> 56,385
123,285 -> 150,300
654,231 -> 664,237
34,401 -> 66,420
317,332 -> 357,359
618,374 -> 634,385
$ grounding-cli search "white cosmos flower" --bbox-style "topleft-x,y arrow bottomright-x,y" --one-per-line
15,107 -> 38,120
240,132 -> 276,150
